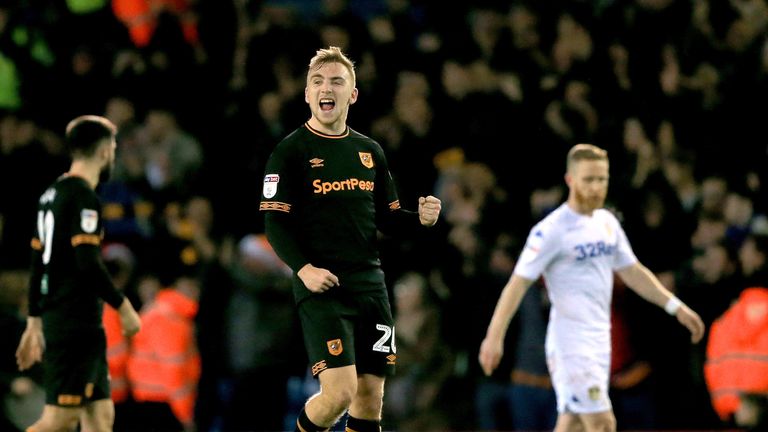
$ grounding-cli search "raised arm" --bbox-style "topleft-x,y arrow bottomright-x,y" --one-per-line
617,262 -> 705,343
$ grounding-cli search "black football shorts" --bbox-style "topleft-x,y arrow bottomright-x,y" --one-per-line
298,288 -> 397,378
42,328 -> 110,407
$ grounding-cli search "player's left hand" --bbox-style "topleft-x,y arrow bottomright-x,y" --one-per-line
16,324 -> 45,371
418,195 -> 441,226
677,304 -> 705,343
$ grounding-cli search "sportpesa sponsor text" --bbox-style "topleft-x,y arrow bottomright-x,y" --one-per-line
313,178 -> 374,194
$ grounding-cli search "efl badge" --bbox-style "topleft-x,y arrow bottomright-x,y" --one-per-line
359,152 -> 374,169
327,339 -> 343,356
263,174 -> 279,199
81,209 -> 98,233
588,386 -> 601,401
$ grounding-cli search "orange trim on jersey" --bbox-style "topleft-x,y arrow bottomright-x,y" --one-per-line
259,202 -> 291,213
31,238 -> 42,251
305,122 -> 350,139
389,200 -> 401,210
72,234 -> 101,247
311,360 -> 328,376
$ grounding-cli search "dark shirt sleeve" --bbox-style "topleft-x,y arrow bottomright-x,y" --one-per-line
74,244 -> 124,309
72,190 -> 124,309
260,140 -> 309,273
27,239 -> 43,317
264,212 -> 309,272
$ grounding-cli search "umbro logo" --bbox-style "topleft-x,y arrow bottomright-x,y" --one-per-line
310,158 -> 324,168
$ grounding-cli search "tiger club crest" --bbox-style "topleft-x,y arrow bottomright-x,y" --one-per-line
327,339 -> 343,356
358,152 -> 373,169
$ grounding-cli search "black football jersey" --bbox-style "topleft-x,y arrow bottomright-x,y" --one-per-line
29,175 -> 122,334
260,124 -> 405,298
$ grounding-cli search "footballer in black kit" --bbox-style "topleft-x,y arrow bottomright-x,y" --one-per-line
17,115 -> 141,432
30,174 -> 123,406
260,123 -> 414,377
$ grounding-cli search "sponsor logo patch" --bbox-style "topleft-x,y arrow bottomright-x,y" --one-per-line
81,209 -> 98,233
263,174 -> 279,199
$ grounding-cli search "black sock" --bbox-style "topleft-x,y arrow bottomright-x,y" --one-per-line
345,416 -> 381,432
296,407 -> 327,432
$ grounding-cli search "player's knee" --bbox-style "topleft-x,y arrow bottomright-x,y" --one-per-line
324,380 -> 357,410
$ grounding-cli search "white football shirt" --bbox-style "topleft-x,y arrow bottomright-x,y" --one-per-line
514,203 -> 637,359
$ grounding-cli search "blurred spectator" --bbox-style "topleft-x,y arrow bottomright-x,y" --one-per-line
127,276 -> 201,431
385,272 -> 452,432
705,287 -> 768,426
610,277 -> 658,430
216,234 -> 301,431
738,233 -> 768,288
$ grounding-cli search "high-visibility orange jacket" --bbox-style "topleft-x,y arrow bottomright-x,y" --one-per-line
705,287 -> 768,420
127,289 -> 200,426
103,305 -> 130,403
112,0 -> 199,48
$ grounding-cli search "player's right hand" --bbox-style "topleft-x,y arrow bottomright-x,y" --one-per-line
298,264 -> 339,293
119,298 -> 142,337
478,335 -> 504,377
16,322 -> 45,371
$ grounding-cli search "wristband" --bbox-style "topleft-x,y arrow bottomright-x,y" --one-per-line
664,297 -> 682,316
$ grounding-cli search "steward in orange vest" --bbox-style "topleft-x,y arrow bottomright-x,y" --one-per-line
103,305 -> 129,403
127,279 -> 200,428
705,287 -> 768,421
112,0 -> 199,48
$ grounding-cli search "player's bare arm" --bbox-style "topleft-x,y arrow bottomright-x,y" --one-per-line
418,195 -> 442,226
16,316 -> 45,371
297,263 -> 340,293
479,274 -> 534,376
617,262 -> 705,343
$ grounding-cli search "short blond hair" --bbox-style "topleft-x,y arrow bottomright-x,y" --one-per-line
308,46 -> 356,86
567,143 -> 608,172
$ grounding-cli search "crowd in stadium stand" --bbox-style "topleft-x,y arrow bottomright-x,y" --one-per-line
2,0 -> 768,431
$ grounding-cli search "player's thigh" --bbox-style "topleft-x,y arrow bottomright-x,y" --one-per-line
298,294 -> 357,377
80,398 -> 115,432
353,293 -> 396,377
317,364 -> 359,402
554,412 -> 584,432
578,410 -> 616,432
36,404 -> 82,430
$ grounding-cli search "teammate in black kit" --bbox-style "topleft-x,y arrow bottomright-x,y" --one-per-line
260,47 -> 442,432
15,115 -> 141,432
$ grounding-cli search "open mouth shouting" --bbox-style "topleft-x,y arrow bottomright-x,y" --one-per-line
319,98 -> 336,112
